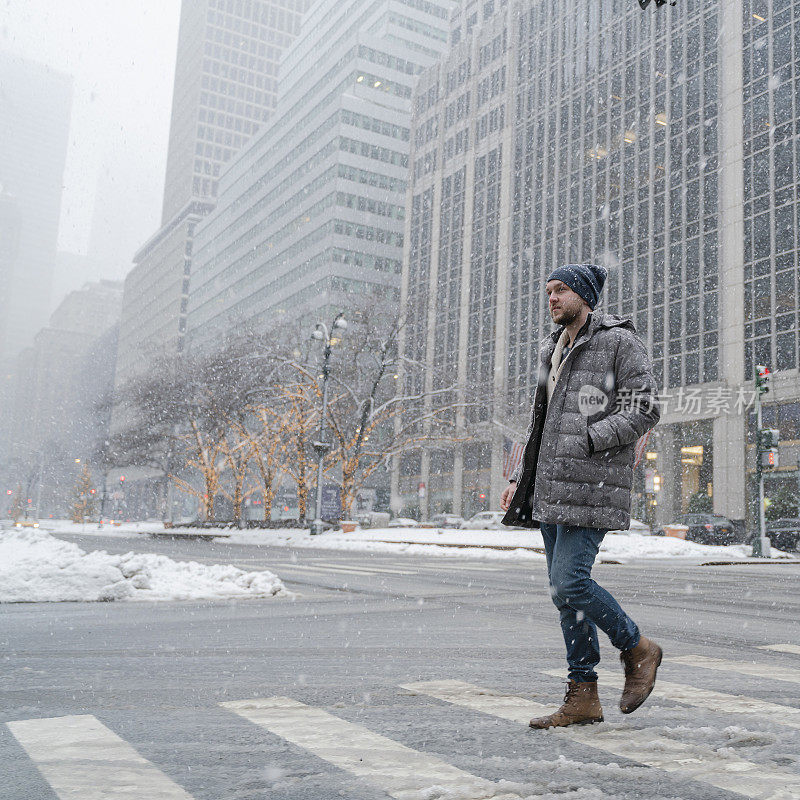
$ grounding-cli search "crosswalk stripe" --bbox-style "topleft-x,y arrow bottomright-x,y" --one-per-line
221,696 -> 520,799
759,644 -> 800,656
310,561 -> 416,575
541,668 -> 800,728
671,654 -> 800,684
401,680 -> 800,800
272,563 -> 406,577
6,714 -> 195,799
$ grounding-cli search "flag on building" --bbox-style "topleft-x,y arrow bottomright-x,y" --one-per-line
634,430 -> 651,468
502,438 -> 525,479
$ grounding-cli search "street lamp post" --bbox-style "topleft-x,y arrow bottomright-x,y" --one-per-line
309,313 -> 347,535
98,472 -> 108,529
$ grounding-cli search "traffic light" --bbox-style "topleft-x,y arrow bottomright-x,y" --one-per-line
755,364 -> 772,394
760,449 -> 779,469
757,429 -> 780,450
119,476 -> 126,484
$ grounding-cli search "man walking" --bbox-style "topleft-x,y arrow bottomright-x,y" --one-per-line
501,263 -> 661,729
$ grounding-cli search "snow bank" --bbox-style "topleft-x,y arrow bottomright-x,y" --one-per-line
0,528 -> 289,603
223,526 -> 796,563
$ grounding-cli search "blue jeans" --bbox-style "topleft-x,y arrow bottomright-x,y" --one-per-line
540,522 -> 640,683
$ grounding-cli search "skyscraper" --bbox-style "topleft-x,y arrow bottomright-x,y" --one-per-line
0,53 -> 72,361
396,0 -> 800,532
114,0 -> 308,386
184,0 -> 456,351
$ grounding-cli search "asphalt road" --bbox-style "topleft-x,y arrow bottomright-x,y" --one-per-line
2,532 -> 800,800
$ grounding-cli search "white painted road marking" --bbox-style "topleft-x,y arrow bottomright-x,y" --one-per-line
311,561 -> 416,575
759,644 -> 800,656
542,668 -> 800,729
6,714 -> 196,799
273,562 -> 413,577
671,654 -> 800,684
221,696 -> 521,800
402,679 -> 800,800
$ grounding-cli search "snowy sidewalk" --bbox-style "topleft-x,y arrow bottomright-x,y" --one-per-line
29,520 -> 800,567
227,525 -> 798,564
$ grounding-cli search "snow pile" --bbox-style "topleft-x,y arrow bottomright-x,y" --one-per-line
0,528 -> 289,603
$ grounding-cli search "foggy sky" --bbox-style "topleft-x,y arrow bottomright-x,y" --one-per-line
1,0 -> 181,277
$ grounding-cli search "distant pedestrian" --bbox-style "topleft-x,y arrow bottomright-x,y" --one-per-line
501,263 -> 661,729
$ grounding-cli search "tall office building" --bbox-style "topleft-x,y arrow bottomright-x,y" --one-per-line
115,0 -> 308,386
393,0 -> 514,520
395,0 -> 800,531
185,0 -> 456,351
0,53 -> 72,361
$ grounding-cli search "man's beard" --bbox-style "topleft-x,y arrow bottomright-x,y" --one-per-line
552,304 -> 581,325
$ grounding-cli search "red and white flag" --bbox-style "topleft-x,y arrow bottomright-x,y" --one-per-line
503,439 -> 525,479
633,430 -> 652,468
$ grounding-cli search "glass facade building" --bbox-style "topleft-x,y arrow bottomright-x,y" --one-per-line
395,0 -> 800,530
185,0 -> 456,351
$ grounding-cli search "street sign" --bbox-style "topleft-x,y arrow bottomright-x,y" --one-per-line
320,485 -> 341,521
418,482 -> 426,498
644,468 -> 655,493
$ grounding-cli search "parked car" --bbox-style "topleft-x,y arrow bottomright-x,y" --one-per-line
460,511 -> 508,530
387,517 -> 421,528
429,513 -> 465,528
764,518 -> 800,552
655,514 -> 738,545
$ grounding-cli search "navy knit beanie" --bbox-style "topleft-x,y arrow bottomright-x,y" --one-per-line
546,263 -> 608,310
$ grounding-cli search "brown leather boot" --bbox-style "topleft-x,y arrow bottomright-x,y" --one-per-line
619,635 -> 663,714
529,680 -> 604,729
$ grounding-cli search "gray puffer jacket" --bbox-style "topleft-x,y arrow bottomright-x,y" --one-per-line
502,312 -> 660,531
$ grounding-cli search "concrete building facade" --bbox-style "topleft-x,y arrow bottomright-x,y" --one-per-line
394,0 -> 800,531
185,0 -> 457,350
115,0 -> 308,386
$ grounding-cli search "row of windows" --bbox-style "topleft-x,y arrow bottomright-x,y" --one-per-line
414,149 -> 438,179
199,89 -> 273,120
206,20 -> 288,58
387,12 -> 448,43
478,31 -> 507,70
442,128 -> 469,162
445,58 -> 471,95
196,124 -> 246,150
205,3 -> 304,38
198,107 -> 258,136
474,104 -> 505,142
201,70 -> 273,96
357,44 -> 423,77
335,192 -> 405,221
331,248 -> 401,274
355,71 -> 413,99
444,91 -> 471,128
476,66 -> 506,107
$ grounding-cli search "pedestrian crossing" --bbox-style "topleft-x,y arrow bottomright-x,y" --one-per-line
401,680 -> 800,800
7,714 -> 195,799
222,696 -> 520,799
271,560 -> 505,579
759,643 -> 800,656
6,652 -> 800,800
